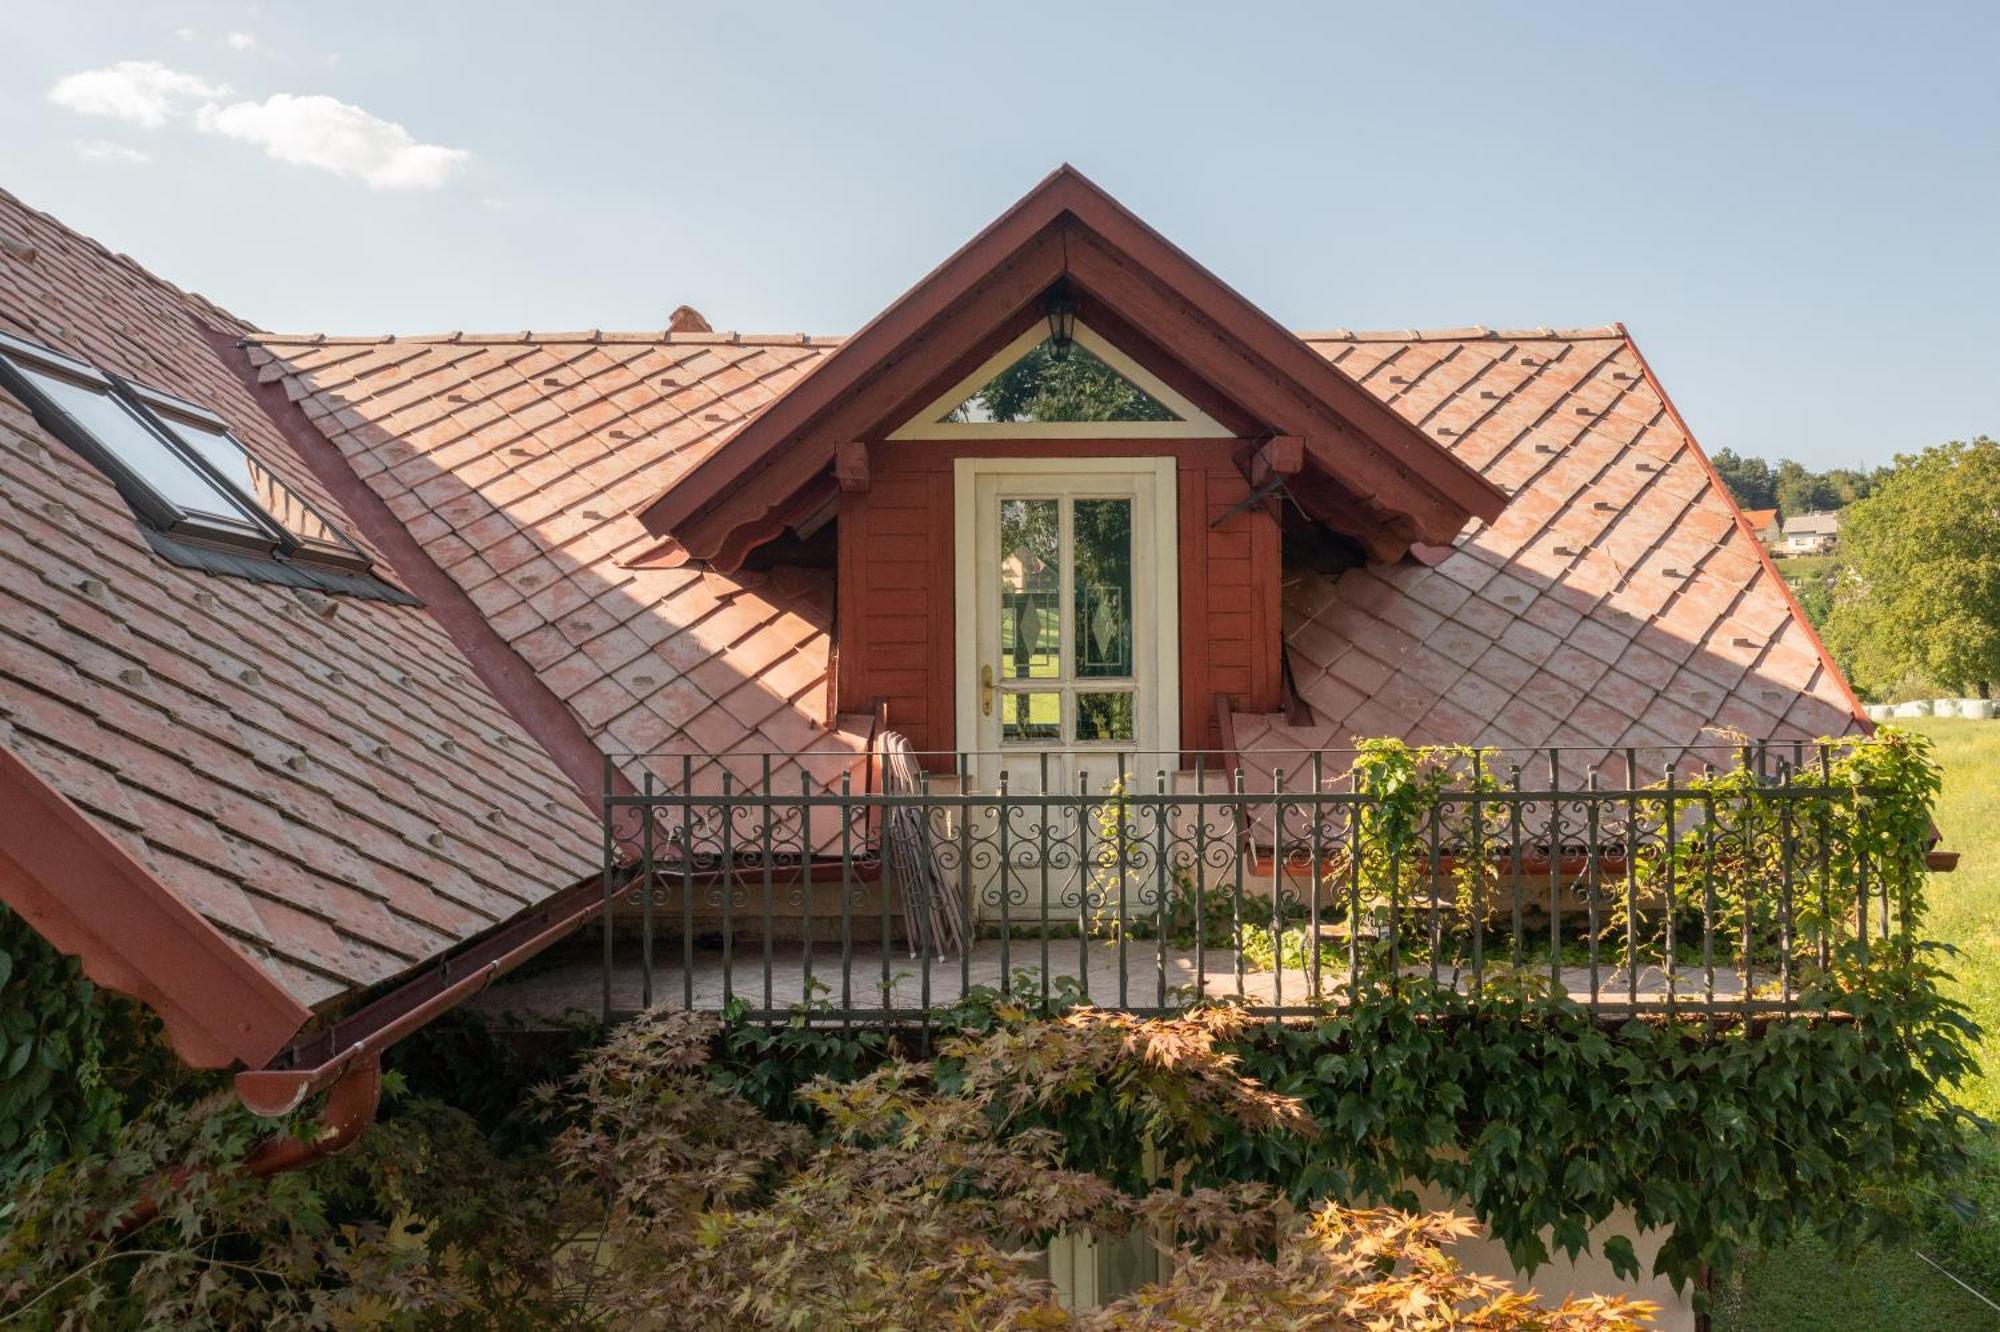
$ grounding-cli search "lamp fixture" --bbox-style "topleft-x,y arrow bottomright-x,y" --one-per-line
1042,280 -> 1080,359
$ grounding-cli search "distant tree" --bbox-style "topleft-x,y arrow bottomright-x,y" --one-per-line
1709,448 -> 1778,511
1711,451 -> 1878,517
1826,438 -> 2000,699
1819,467 -> 1877,507
1791,575 -> 1833,631
1775,459 -> 1843,516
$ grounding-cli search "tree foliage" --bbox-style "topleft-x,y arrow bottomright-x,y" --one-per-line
1827,438 -> 2000,698
1708,449 -> 1879,517
0,906 -> 191,1197
1709,448 -> 1778,512
0,1009 -> 1657,1330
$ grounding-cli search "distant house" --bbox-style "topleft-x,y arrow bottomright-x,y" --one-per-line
1742,507 -> 1781,548
1780,510 -> 1842,554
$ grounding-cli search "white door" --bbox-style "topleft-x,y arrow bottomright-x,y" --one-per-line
953,459 -> 1180,919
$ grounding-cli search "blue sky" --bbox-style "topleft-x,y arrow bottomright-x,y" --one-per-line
4,2 -> 1996,470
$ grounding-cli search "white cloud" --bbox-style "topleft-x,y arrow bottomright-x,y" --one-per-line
74,138 -> 151,165
225,31 -> 258,52
48,61 -> 228,129
48,60 -> 470,191
195,93 -> 469,189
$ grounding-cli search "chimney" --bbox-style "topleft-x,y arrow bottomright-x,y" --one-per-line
668,305 -> 711,334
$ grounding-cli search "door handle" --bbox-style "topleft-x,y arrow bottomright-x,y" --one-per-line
981,664 -> 995,716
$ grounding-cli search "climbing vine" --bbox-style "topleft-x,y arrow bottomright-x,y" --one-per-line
0,906 -> 126,1192
722,730 -> 1979,1295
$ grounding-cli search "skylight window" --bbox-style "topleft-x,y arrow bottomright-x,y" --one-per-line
131,383 -> 369,569
0,330 -> 374,577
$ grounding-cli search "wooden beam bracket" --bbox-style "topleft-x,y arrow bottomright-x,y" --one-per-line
835,441 -> 870,494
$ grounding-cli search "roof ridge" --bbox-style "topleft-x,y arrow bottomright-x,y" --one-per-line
246,323 -> 1628,349
244,330 -> 847,349
1295,324 -> 1627,343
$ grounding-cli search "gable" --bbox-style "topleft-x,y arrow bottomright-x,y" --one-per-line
637,166 -> 1509,572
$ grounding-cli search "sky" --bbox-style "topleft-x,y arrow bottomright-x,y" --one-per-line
2,3 -> 1996,471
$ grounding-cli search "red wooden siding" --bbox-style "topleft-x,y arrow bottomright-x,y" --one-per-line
1178,459 -> 1282,756
836,440 -> 1280,766
835,463 -> 956,753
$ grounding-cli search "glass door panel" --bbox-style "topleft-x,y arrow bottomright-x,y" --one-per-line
992,493 -> 1135,748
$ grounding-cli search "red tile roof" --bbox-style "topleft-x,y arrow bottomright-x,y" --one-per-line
246,332 -> 873,799
1233,328 -> 1862,782
255,322 -> 1861,797
1742,507 -> 1779,533
0,190 -> 599,1062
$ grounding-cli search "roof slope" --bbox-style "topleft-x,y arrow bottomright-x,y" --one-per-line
1233,327 -> 1864,773
257,323 -> 1862,787
0,190 -> 598,1061
247,331 -> 871,794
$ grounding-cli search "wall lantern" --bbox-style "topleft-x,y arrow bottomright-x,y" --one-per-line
1042,280 -> 1080,359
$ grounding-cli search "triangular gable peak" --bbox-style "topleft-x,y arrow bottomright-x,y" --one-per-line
637,165 -> 1509,570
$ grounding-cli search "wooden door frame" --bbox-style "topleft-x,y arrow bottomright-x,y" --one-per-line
952,456 -> 1181,770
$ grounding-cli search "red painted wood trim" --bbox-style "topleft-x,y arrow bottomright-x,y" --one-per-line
834,491 -> 864,716
1062,234 -> 1468,544
836,442 -> 870,492
672,235 -> 1066,561
640,165 -> 1505,551
1250,490 -> 1282,712
208,327 -> 624,808
1260,436 -> 1305,475
1057,184 -> 1506,521
1214,694 -> 1244,775
653,227 -> 1065,545
0,744 -> 311,1069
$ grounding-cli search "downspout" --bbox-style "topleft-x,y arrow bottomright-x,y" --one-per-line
113,875 -> 612,1235
115,1055 -> 382,1234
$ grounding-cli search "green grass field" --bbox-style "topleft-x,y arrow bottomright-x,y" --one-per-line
1771,554 -> 1842,583
1715,717 -> 2000,1328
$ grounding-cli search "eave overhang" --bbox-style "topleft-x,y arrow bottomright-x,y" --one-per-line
0,743 -> 311,1069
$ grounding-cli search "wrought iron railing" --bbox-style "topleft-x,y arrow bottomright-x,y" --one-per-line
597,739 -> 1916,1027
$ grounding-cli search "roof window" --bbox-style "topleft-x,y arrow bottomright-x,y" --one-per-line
0,330 -> 398,595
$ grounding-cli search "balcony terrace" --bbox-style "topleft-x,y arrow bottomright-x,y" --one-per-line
477,735 -> 1930,1031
